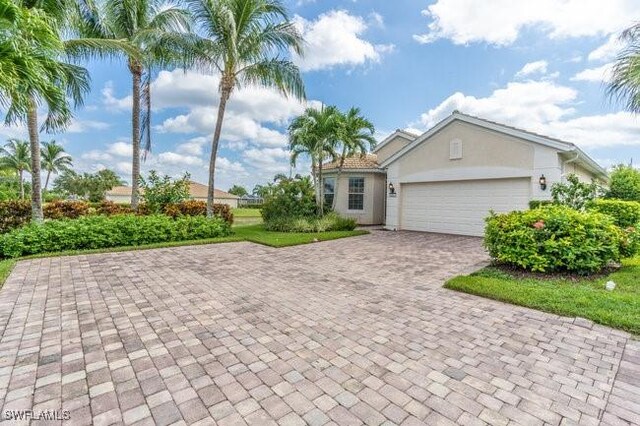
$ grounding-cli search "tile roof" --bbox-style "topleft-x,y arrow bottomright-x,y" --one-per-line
322,154 -> 380,171
106,181 -> 238,199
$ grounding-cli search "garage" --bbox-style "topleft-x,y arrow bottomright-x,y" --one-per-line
400,178 -> 531,236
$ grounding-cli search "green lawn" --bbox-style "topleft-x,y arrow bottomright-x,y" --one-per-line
232,208 -> 262,217
0,224 -> 367,288
445,257 -> 640,334
232,208 -> 263,225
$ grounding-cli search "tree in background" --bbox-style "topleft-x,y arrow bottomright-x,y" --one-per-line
139,171 -> 191,213
78,0 -> 194,209
331,107 -> 376,210
252,183 -> 276,199
0,140 -> 31,199
289,106 -> 340,215
607,164 -> 640,201
228,185 -> 248,197
54,169 -> 124,202
186,0 -> 305,217
608,23 -> 640,114
41,141 -> 72,190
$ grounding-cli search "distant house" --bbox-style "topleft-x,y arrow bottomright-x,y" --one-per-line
105,181 -> 239,208
238,194 -> 263,206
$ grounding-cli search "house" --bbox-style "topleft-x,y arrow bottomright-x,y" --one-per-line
238,194 -> 264,207
325,111 -> 607,236
106,181 -> 240,208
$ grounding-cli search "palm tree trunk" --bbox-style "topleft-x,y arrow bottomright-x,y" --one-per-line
129,58 -> 142,210
318,159 -> 324,216
207,83 -> 232,218
44,170 -> 51,191
19,170 -> 24,200
332,147 -> 347,210
27,96 -> 43,222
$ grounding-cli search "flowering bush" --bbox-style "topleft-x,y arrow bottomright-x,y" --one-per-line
485,205 -> 622,274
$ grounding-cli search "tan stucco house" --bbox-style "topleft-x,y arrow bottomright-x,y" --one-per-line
325,111 -> 607,236
106,181 -> 239,208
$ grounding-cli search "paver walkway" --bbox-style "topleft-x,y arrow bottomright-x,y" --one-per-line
0,231 -> 638,425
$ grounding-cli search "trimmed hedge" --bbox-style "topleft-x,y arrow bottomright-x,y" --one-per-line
0,200 -> 31,233
588,199 -> 640,228
43,200 -> 90,219
163,201 -> 234,225
0,214 -> 231,258
485,205 -> 622,274
264,213 -> 357,233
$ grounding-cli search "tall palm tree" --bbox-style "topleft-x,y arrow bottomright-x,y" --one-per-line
78,0 -> 193,209
41,140 -> 72,190
2,0 -> 94,221
0,140 -> 31,199
608,23 -> 640,113
331,108 -> 376,210
289,106 -> 340,215
187,0 -> 305,217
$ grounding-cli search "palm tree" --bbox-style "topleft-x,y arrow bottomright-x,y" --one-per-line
331,108 -> 376,209
41,140 -> 72,190
0,140 -> 31,199
78,0 -> 194,209
289,106 -> 340,215
608,23 -> 640,112
187,0 -> 305,217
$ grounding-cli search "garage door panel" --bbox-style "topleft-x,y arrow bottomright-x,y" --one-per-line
400,178 -> 530,236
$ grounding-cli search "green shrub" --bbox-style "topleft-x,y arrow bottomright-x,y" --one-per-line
485,205 -> 621,274
0,214 -> 231,258
260,176 -> 317,222
264,213 -> 357,233
43,200 -> 90,219
551,174 -> 599,210
606,164 -> 640,201
0,200 -> 31,233
588,199 -> 640,228
163,200 -> 234,225
529,200 -> 552,209
139,170 -> 190,213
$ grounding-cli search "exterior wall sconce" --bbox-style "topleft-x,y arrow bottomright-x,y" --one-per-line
539,174 -> 547,191
388,182 -> 396,195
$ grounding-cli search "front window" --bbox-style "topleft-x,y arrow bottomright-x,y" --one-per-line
323,177 -> 335,207
348,177 -> 364,210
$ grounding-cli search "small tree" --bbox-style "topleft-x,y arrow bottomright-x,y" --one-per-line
606,164 -> 640,201
260,175 -> 317,222
139,171 -> 190,213
228,185 -> 248,197
551,174 -> 599,210
54,169 -> 124,202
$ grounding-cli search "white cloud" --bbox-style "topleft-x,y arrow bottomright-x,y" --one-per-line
414,0 -> 640,46
107,141 -> 133,157
81,150 -> 113,162
176,136 -> 208,156
588,34 -> 624,62
102,81 -> 132,111
515,60 -> 549,78
416,79 -> 639,148
157,152 -> 204,167
292,10 -> 394,71
216,157 -> 247,175
571,63 -> 614,83
66,119 -> 109,133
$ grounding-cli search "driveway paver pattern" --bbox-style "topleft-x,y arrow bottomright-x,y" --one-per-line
0,231 -> 637,425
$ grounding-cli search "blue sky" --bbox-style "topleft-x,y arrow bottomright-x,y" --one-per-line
3,0 -> 639,192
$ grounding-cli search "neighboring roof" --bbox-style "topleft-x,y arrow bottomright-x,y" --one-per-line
380,111 -> 608,177
239,194 -> 263,200
373,129 -> 419,153
321,154 -> 382,172
106,181 -> 239,199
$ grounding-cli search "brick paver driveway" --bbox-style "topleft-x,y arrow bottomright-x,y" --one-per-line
0,231 -> 638,426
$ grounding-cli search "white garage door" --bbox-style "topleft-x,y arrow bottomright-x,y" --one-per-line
401,178 -> 531,236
